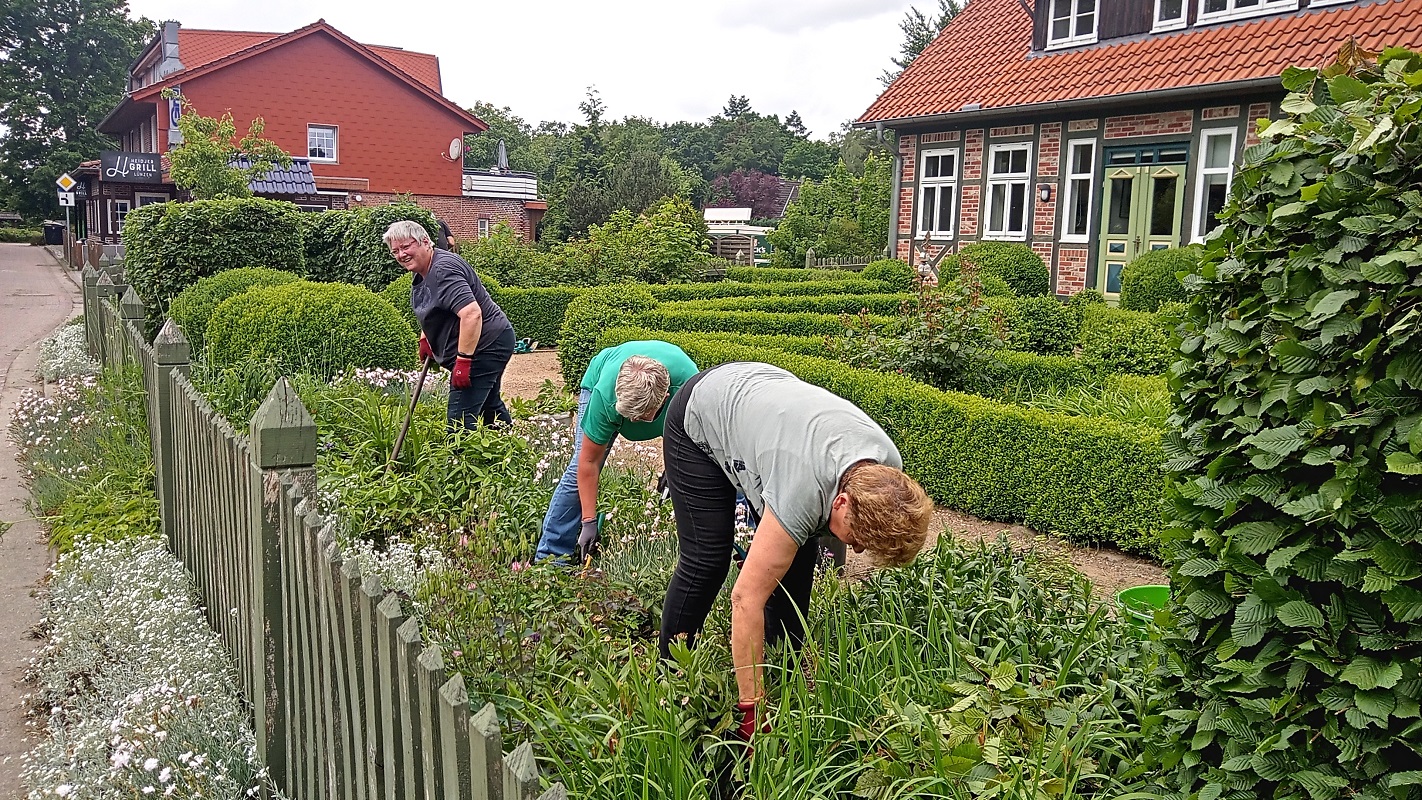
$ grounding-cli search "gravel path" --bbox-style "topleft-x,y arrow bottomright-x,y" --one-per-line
0,245 -> 79,798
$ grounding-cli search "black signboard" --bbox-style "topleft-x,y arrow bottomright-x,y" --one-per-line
99,151 -> 163,184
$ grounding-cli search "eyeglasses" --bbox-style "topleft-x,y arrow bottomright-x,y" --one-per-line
388,240 -> 425,256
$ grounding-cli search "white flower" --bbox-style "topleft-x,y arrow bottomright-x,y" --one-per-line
143,757 -> 158,771
55,785 -> 73,797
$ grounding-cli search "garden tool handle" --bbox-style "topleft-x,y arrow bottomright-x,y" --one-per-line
388,356 -> 432,472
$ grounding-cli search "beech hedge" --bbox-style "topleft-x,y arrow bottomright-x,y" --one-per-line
123,198 -> 305,311
489,286 -> 581,346
300,202 -> 438,290
596,326 -> 1165,553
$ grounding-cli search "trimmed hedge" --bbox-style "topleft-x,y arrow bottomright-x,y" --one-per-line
947,242 -> 1050,297
725,266 -> 862,283
0,226 -> 42,244
380,273 -> 419,333
1078,304 -> 1175,375
665,293 -> 911,316
1118,246 -> 1196,312
985,296 -> 1078,356
169,267 -> 300,353
985,350 -> 1093,397
594,328 -> 1165,554
491,286 -> 582,347
861,259 -> 916,291
647,278 -> 890,301
206,281 -> 415,375
123,199 -> 305,311
636,308 -> 890,339
300,202 -> 438,290
557,284 -> 659,386
601,326 -> 827,358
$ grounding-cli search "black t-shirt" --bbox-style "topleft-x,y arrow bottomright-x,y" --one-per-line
411,251 -> 512,367
435,219 -> 453,251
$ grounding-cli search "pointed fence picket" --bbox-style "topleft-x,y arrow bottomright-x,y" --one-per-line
83,284 -> 567,800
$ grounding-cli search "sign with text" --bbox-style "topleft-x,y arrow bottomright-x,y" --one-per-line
100,151 -> 162,184
167,91 -> 184,145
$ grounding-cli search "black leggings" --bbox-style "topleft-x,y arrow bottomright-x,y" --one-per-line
658,366 -> 820,659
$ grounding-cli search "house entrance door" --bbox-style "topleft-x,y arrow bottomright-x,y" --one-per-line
1096,144 -> 1188,297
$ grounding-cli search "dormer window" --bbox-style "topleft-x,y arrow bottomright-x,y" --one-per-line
1047,0 -> 1097,48
1198,0 -> 1297,24
1154,0 -> 1187,30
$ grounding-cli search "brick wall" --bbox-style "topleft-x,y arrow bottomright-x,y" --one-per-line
354,193 -> 533,242
990,124 -> 1034,138
897,187 -> 915,236
1033,123 -> 1061,243
1104,111 -> 1193,139
1056,246 -> 1088,295
1202,105 -> 1240,120
1245,102 -> 1272,147
964,129 -> 985,180
898,134 -> 918,184
919,131 -> 960,144
1067,118 -> 1098,132
959,184 -> 981,238
1032,242 -> 1055,286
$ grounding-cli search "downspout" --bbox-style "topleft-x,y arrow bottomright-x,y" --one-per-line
880,122 -> 902,265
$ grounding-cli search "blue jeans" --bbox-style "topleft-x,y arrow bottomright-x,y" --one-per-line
535,389 -> 614,561
446,327 -> 515,430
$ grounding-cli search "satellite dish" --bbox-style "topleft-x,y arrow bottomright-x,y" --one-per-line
446,138 -> 462,161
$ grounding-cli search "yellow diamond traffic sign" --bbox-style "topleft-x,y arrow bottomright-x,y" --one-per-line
55,173 -> 76,192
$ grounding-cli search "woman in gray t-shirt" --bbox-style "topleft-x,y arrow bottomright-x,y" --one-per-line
659,362 -> 934,744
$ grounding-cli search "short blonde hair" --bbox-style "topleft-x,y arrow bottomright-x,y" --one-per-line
614,355 -> 671,421
842,463 -> 933,566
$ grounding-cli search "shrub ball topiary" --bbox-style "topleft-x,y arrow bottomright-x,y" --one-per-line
1118,247 -> 1197,311
122,198 -> 305,312
380,273 -> 419,333
557,284 -> 658,386
998,296 -> 1076,356
954,242 -> 1050,297
206,281 -> 415,376
861,259 -> 917,292
168,267 -> 301,353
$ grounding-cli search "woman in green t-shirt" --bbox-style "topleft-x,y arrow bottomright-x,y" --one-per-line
534,341 -> 698,562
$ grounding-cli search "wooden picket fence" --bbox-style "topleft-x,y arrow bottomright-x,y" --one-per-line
802,248 -> 868,271
82,265 -> 567,800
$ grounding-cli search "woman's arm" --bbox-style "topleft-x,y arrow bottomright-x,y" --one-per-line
455,301 -> 483,355
576,434 -> 610,521
729,508 -> 798,704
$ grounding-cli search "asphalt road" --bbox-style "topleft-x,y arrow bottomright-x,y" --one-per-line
0,245 -> 79,797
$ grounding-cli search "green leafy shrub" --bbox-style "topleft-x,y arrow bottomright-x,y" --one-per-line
539,197 -> 712,287
985,350 -> 1094,398
492,287 -> 582,346
380,273 -> 418,333
861,259 -> 916,291
595,328 -> 1165,553
298,208 -> 353,282
122,198 -> 305,311
989,295 -> 1077,355
1079,305 -> 1174,376
1065,288 -> 1106,327
724,266 -> 860,283
168,267 -> 300,353
1118,247 -> 1197,311
0,226 -> 42,244
946,242 -> 1050,297
457,221 -> 544,286
206,281 -> 415,375
665,293 -> 910,316
637,308 -> 883,339
557,284 -> 658,386
1157,50 -> 1422,799
647,277 -> 889,301
339,202 -> 438,290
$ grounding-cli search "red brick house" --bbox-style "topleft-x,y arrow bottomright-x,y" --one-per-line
76,20 -> 545,244
858,0 -> 1422,298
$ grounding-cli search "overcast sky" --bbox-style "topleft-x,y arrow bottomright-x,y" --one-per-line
122,0 -> 924,139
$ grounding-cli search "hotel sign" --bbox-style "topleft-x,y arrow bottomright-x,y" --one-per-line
100,151 -> 162,184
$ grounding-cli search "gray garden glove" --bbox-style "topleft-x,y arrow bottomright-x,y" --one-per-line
577,518 -> 600,560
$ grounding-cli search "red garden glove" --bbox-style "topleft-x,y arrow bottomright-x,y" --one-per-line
733,700 -> 769,744
451,355 -> 473,389
418,336 -> 434,363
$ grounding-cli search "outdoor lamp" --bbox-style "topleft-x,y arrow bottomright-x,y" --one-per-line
1038,184 -> 1052,202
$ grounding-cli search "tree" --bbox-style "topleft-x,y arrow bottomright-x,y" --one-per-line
781,139 -> 838,181
0,0 -> 153,219
881,0 -> 963,86
767,154 -> 891,267
785,111 -> 809,139
722,95 -> 752,118
462,102 -> 544,173
164,91 -> 291,200
706,169 -> 784,219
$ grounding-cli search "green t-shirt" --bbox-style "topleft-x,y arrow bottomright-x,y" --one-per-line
579,341 -> 698,445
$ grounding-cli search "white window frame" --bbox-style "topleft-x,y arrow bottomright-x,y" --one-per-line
110,199 -> 132,233
1152,0 -> 1188,31
1197,0 -> 1296,24
307,124 -> 338,163
1059,139 -> 1096,243
984,142 -> 1032,241
916,147 -> 959,240
478,218 -> 491,239
1046,0 -> 1098,49
1191,127 -> 1238,242
134,192 -> 168,208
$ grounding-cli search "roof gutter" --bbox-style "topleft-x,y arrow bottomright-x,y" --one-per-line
856,75 -> 1282,129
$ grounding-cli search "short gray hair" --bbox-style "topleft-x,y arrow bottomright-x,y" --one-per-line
382,220 -> 432,247
615,356 -> 671,421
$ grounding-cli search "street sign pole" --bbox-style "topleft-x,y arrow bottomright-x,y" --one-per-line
64,205 -> 71,267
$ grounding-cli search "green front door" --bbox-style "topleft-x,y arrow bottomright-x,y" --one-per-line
1097,150 -> 1188,297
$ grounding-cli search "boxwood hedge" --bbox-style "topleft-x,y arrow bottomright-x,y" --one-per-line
206,281 -> 415,375
490,286 -> 582,347
647,278 -> 890,301
861,259 -> 917,291
557,284 -> 659,386
987,295 -> 1078,356
596,327 -> 1164,554
168,267 -> 300,353
945,242 -> 1051,297
380,273 -> 419,333
724,266 -> 862,283
1078,304 -> 1176,375
1118,246 -> 1196,311
636,308 -> 890,339
664,293 -> 911,316
122,198 -> 305,311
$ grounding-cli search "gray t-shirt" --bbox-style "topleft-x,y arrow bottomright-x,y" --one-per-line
411,250 -> 511,369
682,363 -> 902,545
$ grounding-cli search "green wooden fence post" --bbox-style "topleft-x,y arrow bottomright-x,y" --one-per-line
81,266 -> 99,358
470,704 -> 503,800
437,674 -> 474,800
248,377 -> 318,792
94,273 -> 115,366
502,742 -> 541,800
152,321 -> 190,551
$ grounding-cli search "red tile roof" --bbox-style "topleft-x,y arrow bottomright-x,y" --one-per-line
859,0 -> 1422,124
176,27 -> 443,94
